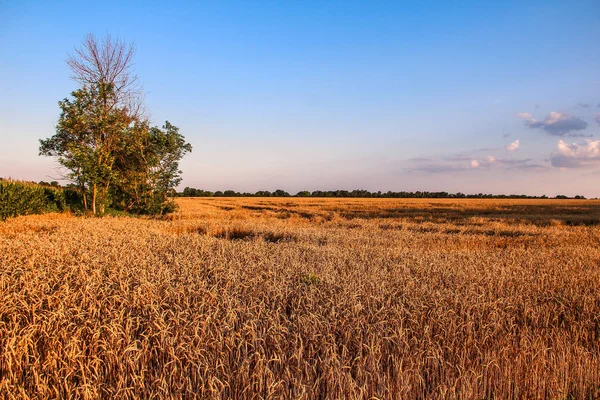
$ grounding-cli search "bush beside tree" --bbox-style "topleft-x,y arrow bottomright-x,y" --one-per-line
0,179 -> 74,220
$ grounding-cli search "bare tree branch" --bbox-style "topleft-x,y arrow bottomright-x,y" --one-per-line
67,33 -> 145,119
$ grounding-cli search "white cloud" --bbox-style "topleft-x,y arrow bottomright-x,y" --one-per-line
505,139 -> 519,152
556,139 -> 599,158
550,139 -> 600,168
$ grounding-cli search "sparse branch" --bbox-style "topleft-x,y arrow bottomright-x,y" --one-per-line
67,33 -> 144,118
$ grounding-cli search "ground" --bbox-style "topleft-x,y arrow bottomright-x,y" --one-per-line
1,198 -> 600,399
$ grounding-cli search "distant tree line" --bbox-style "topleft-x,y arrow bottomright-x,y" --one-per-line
179,187 -> 587,200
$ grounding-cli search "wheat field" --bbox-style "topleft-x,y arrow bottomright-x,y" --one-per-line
1,197 -> 600,399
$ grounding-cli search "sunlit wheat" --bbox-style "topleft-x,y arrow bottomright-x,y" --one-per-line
1,198 -> 599,399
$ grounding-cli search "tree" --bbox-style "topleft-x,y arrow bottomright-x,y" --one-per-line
110,121 -> 191,213
40,85 -> 134,214
40,35 -> 139,215
147,122 -> 192,199
40,34 -> 190,215
273,189 -> 290,197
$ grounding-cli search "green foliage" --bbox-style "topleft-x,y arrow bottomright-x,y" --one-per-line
40,84 -> 134,215
40,87 -> 191,216
129,126 -> 187,214
109,121 -> 191,215
123,193 -> 179,216
181,187 -> 213,197
160,200 -> 179,215
63,187 -> 85,213
0,180 -> 70,221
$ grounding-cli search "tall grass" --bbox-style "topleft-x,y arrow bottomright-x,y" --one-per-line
1,197 -> 599,398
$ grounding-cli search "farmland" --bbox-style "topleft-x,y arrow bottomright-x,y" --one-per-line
1,197 -> 600,399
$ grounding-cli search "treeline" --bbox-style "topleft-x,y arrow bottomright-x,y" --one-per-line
180,187 -> 587,200
0,179 -> 80,221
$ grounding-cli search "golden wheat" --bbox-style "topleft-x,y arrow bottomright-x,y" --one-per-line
1,198 -> 599,399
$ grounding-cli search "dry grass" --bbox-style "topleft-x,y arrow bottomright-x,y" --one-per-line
1,197 -> 600,399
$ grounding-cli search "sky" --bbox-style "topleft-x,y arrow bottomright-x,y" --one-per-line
1,1 -> 599,197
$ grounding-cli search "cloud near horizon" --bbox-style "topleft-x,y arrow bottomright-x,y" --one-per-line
550,139 -> 600,168
407,163 -> 470,174
409,152 -> 541,174
517,112 -> 588,136
470,155 -> 535,169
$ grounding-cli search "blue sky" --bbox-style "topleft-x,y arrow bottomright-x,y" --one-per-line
1,0 -> 599,196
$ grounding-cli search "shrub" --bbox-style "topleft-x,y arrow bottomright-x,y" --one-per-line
0,179 -> 77,220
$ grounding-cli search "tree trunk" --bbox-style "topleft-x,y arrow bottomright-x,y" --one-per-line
82,187 -> 88,211
78,170 -> 87,211
92,184 -> 97,215
100,182 -> 110,215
